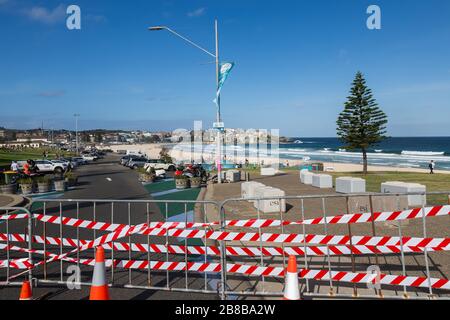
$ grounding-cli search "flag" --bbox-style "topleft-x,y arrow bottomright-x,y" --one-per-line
214,62 -> 234,106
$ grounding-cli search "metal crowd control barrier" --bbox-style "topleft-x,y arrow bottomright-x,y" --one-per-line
0,207 -> 33,286
218,192 -> 450,300
0,192 -> 449,300
1,199 -> 223,297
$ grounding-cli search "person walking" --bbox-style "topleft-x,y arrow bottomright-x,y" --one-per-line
429,160 -> 435,174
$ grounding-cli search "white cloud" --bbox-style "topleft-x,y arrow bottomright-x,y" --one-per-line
23,4 -> 66,24
187,7 -> 206,18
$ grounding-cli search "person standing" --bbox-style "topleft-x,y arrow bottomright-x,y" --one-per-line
429,160 -> 435,174
10,161 -> 19,172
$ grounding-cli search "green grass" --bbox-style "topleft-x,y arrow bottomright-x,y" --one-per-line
329,171 -> 450,205
0,148 -> 75,167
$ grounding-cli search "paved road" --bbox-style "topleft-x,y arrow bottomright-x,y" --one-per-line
0,155 -> 218,300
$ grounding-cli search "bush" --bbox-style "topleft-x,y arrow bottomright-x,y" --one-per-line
18,178 -> 33,185
136,167 -> 147,174
36,176 -> 52,184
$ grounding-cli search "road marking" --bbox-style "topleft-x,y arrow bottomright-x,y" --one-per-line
106,178 -> 112,182
151,188 -> 183,197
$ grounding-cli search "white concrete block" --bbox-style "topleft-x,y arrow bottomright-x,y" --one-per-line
300,170 -> 314,185
254,187 -> 286,213
226,170 -> 241,183
261,167 -> 277,176
336,177 -> 366,193
241,182 -> 263,199
381,181 -> 426,207
312,174 -> 333,189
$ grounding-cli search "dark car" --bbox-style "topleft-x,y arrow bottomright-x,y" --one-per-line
120,155 -> 133,166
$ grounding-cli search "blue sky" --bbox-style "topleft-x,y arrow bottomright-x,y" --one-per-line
0,0 -> 449,137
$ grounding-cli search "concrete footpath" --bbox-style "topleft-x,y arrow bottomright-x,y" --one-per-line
203,170 -> 450,299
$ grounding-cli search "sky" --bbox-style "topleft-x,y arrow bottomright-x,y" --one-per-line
0,0 -> 449,137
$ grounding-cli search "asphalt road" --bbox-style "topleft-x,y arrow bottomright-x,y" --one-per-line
0,154 -> 218,300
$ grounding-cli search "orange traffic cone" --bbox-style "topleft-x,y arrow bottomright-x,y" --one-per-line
283,256 -> 301,300
89,247 -> 110,300
19,280 -> 32,300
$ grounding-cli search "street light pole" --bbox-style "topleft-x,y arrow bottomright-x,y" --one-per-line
149,20 -> 225,184
215,19 -> 223,184
74,114 -> 80,156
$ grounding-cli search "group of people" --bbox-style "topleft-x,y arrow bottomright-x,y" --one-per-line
10,160 -> 39,176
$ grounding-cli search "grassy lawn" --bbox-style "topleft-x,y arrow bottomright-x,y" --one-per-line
329,171 -> 450,205
0,148 -> 75,167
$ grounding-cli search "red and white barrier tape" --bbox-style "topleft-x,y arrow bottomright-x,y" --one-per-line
2,242 -> 448,291
138,228 -> 450,248
5,252 -> 449,291
25,215 -> 450,248
2,233 -> 449,257
0,213 -> 29,221
75,259 -> 450,290
0,258 -> 33,269
2,205 -> 446,230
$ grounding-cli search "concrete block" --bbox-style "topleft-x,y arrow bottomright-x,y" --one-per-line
254,187 -> 286,213
226,170 -> 241,183
300,170 -> 314,185
261,167 -> 277,176
336,177 -> 366,193
381,181 -> 426,207
312,174 -> 333,189
241,181 -> 263,199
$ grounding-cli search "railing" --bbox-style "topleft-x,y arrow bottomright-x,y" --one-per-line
0,192 -> 449,300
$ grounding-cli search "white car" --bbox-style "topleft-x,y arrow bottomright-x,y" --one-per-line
34,160 -> 68,174
144,159 -> 176,172
82,154 -> 97,162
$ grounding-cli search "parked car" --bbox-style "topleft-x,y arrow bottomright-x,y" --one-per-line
82,154 -> 98,162
33,160 -> 68,174
120,155 -> 133,166
144,159 -> 176,172
126,156 -> 148,169
71,157 -> 88,165
53,159 -> 74,170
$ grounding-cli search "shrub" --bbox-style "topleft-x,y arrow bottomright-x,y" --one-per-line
36,176 -> 52,184
18,178 -> 33,185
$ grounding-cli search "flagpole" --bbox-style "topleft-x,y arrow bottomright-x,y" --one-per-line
215,19 -> 223,184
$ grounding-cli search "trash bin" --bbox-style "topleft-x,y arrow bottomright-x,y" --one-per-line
311,163 -> 324,172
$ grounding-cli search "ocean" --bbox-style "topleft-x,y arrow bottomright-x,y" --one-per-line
279,137 -> 450,170
170,136 -> 450,171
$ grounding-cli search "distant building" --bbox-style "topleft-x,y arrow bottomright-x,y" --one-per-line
0,140 -> 48,148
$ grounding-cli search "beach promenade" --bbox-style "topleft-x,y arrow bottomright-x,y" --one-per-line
202,170 -> 450,298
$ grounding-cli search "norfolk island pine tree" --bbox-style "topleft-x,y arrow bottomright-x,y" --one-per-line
336,72 -> 388,174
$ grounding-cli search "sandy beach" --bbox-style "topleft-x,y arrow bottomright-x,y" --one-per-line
103,143 -> 450,174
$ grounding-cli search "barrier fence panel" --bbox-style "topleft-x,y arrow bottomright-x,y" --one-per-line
0,199 -> 223,297
1,192 -> 449,300
0,207 -> 33,286
219,192 -> 450,300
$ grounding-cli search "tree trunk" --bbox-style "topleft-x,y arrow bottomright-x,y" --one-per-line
362,148 -> 368,174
